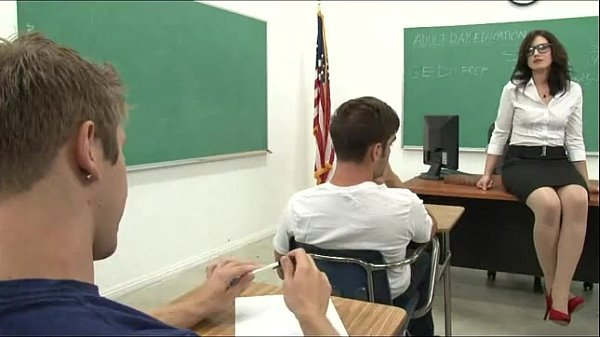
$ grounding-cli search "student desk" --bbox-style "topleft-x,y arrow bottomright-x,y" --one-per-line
404,175 -> 599,292
424,204 -> 464,337
193,281 -> 407,336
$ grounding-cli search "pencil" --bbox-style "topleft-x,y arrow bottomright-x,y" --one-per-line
251,261 -> 280,274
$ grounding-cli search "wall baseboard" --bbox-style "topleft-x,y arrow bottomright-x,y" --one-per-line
101,227 -> 275,299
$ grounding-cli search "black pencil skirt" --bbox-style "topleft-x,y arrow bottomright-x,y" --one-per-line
501,145 -> 588,202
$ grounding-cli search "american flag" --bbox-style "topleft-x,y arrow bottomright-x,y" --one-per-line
313,9 -> 335,184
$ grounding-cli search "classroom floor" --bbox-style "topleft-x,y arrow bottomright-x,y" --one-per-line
116,235 -> 599,336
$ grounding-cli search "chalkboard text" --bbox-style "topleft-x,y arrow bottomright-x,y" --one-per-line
410,64 -> 490,79
412,30 -> 527,49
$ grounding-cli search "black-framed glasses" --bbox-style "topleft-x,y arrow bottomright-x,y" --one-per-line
527,43 -> 552,56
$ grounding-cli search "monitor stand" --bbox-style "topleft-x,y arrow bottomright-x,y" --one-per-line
419,163 -> 443,180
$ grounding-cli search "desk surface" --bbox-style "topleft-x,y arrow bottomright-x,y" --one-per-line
425,204 -> 464,232
405,175 -> 599,207
193,282 -> 406,336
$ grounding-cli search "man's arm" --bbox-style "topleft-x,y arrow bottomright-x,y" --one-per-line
426,208 -> 438,239
147,259 -> 257,329
382,165 -> 439,237
423,204 -> 439,239
374,163 -> 403,188
385,170 -> 403,188
281,249 -> 339,336
409,195 -> 437,243
147,296 -> 211,330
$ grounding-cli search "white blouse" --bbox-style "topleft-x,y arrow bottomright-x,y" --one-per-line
487,79 -> 586,162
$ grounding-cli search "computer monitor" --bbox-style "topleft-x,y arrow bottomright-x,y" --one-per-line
419,115 -> 459,180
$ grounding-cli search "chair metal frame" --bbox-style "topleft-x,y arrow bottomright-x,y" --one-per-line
302,237 -> 440,320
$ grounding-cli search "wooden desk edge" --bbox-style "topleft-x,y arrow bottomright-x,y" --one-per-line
405,177 -> 599,207
424,204 -> 465,232
194,282 -> 407,336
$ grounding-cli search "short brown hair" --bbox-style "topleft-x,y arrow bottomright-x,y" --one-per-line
0,32 -> 127,195
330,96 -> 400,163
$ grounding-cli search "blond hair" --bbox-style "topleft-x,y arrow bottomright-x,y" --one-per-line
0,32 -> 127,195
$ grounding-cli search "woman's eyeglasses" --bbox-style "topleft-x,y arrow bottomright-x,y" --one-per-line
527,43 -> 552,56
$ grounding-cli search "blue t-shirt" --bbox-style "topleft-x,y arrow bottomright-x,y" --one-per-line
0,279 -> 198,335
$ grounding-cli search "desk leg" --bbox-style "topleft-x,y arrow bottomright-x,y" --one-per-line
443,232 -> 452,337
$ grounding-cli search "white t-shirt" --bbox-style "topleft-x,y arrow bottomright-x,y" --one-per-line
487,79 -> 586,162
272,181 -> 433,298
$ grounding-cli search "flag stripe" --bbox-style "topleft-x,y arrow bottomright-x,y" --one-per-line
313,10 -> 335,184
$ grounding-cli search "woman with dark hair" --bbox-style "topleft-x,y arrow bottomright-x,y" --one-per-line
476,30 -> 599,325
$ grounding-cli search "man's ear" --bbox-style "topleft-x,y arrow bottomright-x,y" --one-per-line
371,142 -> 384,162
75,121 -> 101,182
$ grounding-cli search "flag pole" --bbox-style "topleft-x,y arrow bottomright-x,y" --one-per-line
319,8 -> 328,73
313,1 -> 335,185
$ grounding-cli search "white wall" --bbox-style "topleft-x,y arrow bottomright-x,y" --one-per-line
2,1 -> 597,297
0,1 -> 17,38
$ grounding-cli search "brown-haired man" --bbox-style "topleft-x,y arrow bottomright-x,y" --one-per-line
273,96 -> 438,336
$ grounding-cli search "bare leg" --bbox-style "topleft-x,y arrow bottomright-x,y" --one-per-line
552,185 -> 588,313
526,187 -> 562,293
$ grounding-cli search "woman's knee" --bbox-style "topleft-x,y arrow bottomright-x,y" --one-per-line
527,188 -> 562,222
558,185 -> 589,211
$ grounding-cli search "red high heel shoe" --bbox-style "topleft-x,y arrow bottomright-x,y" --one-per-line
543,292 -> 571,325
568,295 -> 585,314
548,308 -> 571,325
543,292 -> 552,320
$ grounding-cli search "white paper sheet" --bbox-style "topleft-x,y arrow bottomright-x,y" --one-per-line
235,295 -> 348,336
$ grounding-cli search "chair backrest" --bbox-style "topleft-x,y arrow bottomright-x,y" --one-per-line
289,238 -> 393,304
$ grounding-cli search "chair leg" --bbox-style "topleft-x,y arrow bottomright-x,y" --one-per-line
533,276 -> 543,294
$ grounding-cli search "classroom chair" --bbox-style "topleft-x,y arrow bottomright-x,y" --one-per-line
289,237 -> 440,336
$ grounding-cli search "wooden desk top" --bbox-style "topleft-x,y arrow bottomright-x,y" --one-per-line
425,204 -> 464,233
193,282 -> 406,336
404,175 -> 599,207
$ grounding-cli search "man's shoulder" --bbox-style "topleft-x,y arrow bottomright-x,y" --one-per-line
0,298 -> 197,336
378,186 -> 422,203
291,182 -> 421,207
293,182 -> 417,197
0,279 -> 196,336
291,183 -> 328,198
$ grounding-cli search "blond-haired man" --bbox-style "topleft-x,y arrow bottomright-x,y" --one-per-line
0,33 -> 336,335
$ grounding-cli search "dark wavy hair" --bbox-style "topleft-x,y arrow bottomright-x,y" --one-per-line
511,30 -> 571,96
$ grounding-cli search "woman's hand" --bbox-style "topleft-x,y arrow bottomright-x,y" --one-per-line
476,175 -> 493,191
588,181 -> 599,194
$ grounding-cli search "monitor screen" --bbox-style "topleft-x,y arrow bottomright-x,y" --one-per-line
420,115 -> 459,180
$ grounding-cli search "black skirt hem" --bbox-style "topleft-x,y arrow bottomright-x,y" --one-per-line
501,147 -> 588,202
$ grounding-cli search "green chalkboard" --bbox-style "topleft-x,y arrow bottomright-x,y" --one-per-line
403,16 -> 598,152
17,1 -> 267,166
